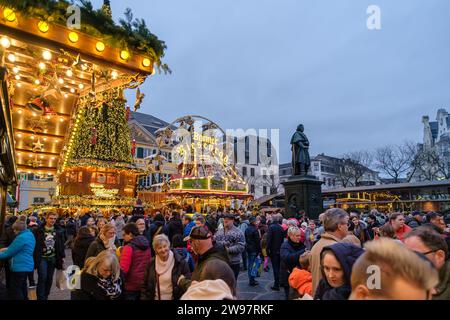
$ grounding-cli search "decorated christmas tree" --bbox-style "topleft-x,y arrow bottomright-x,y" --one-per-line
57,88 -> 141,206
68,89 -> 133,168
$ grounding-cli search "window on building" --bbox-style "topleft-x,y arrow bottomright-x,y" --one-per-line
242,167 -> 247,176
263,186 -> 267,195
250,168 -> 255,177
314,163 -> 319,171
250,184 -> 255,194
33,197 -> 45,204
137,147 -> 144,159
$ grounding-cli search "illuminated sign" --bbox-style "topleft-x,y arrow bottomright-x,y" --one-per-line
90,183 -> 119,198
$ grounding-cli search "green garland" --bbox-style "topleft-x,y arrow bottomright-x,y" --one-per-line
0,0 -> 170,73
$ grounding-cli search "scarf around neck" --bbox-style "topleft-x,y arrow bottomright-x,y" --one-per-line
155,250 -> 174,276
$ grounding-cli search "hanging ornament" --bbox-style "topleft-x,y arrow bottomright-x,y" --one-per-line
91,127 -> 97,145
125,106 -> 131,121
28,155 -> 42,168
27,96 -> 56,116
131,139 -> 136,157
134,87 -> 145,111
32,139 -> 44,152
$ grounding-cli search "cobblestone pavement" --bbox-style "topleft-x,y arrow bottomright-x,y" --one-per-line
43,250 -> 284,300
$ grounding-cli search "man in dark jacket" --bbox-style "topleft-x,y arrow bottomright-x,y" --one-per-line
245,216 -> 261,286
179,226 -> 233,292
266,213 -> 286,291
33,212 -> 65,300
366,214 -> 380,240
165,212 -> 184,244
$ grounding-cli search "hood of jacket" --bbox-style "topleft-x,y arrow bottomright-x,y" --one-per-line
181,279 -> 233,300
128,235 -> 150,250
320,242 -> 364,285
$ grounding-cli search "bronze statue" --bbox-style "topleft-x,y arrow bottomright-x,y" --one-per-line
291,124 -> 311,175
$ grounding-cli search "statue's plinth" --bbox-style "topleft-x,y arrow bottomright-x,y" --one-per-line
282,175 -> 323,220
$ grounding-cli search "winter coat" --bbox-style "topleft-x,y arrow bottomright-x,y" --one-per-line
393,224 -> 412,242
166,218 -> 184,243
239,220 -> 250,234
266,222 -> 286,257
33,225 -> 65,269
120,235 -> 151,292
174,247 -> 195,272
214,225 -> 245,265
141,249 -> 191,300
178,244 -> 230,292
72,234 -> 95,269
280,238 -> 305,287
245,224 -> 261,254
0,229 -> 36,272
71,272 -> 124,300
85,237 -> 120,260
314,242 -> 364,300
183,221 -> 196,238
66,218 -> 77,236
310,232 -> 341,295
289,268 -> 313,297
433,260 -> 450,300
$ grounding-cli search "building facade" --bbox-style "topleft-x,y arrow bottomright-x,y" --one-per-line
233,134 -> 279,199
420,109 -> 450,180
129,112 -> 173,190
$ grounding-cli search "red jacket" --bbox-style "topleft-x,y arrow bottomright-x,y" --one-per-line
395,224 -> 412,242
120,235 -> 151,292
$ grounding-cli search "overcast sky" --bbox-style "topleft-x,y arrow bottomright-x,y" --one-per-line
92,0 -> 450,164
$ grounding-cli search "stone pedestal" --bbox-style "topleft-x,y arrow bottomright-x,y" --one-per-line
282,175 -> 323,220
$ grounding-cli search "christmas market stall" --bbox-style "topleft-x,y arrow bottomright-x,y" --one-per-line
138,115 -> 253,212
0,0 -> 168,210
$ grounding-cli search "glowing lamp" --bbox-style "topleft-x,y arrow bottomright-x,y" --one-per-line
142,58 -> 151,67
38,21 -> 49,33
95,41 -> 105,52
0,36 -> 10,48
120,50 -> 129,60
3,8 -> 16,22
42,50 -> 52,60
68,32 -> 79,43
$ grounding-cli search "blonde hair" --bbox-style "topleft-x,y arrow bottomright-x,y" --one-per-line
351,238 -> 439,298
152,234 -> 170,251
100,223 -> 116,237
84,251 -> 120,281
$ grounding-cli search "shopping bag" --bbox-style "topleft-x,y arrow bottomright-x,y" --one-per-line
250,256 -> 262,278
55,269 -> 67,290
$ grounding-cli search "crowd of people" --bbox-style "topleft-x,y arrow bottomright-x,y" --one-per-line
0,202 -> 449,301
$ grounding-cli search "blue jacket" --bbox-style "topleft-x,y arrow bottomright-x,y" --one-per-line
183,221 -> 196,238
0,229 -> 36,272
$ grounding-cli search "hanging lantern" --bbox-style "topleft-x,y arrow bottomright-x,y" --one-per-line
131,139 -> 136,157
91,127 -> 97,145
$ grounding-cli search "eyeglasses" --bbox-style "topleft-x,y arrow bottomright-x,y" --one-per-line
421,249 -> 438,255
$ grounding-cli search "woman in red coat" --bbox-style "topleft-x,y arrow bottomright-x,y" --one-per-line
389,213 -> 412,242
119,223 -> 151,300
